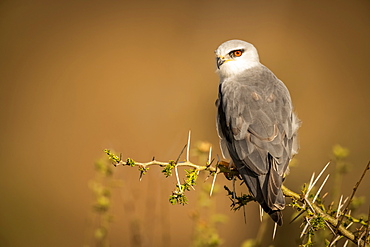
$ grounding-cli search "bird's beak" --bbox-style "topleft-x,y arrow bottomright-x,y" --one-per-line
216,56 -> 226,69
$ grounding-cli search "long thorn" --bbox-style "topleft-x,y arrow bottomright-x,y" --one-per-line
300,219 -> 311,238
324,220 -> 335,235
290,210 -> 306,224
307,161 -> 330,195
208,146 -> 212,164
343,240 -> 349,247
304,198 -> 316,214
186,130 -> 191,161
259,205 -> 263,222
329,235 -> 341,247
312,174 -> 330,203
210,172 -> 217,197
273,222 -> 277,240
342,197 -> 349,207
175,165 -> 182,192
345,222 -> 353,229
336,195 -> 343,218
307,172 -> 315,197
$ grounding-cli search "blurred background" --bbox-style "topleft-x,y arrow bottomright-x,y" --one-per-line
0,1 -> 369,246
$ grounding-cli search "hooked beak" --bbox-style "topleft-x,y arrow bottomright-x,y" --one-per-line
216,56 -> 226,69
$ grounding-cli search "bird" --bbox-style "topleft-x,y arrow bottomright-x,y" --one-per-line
215,40 -> 300,226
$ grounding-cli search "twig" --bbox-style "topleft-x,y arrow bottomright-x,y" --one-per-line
282,185 -> 367,246
105,148 -> 369,246
114,159 -> 213,172
333,161 -> 370,242
365,205 -> 370,247
175,144 -> 187,164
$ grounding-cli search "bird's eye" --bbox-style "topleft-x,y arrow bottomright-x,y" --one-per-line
232,50 -> 243,57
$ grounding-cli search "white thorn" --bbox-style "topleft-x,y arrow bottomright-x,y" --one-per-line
343,240 -> 349,247
312,174 -> 330,203
307,172 -> 315,197
259,205 -> 263,222
358,230 -> 367,246
342,197 -> 349,208
304,198 -> 315,213
307,161 -> 330,195
336,195 -> 343,218
210,172 -> 217,197
186,130 -> 191,161
330,235 -> 341,247
175,165 -> 182,193
324,221 -> 335,235
300,220 -> 311,238
272,222 -> 277,240
345,222 -> 353,229
208,146 -> 212,164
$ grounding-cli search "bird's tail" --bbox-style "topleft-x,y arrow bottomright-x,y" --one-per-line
260,202 -> 283,226
237,165 -> 284,226
269,210 -> 283,226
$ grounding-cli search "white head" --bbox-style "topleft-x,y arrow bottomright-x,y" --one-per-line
215,40 -> 260,78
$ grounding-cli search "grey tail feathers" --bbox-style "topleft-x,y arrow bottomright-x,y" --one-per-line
237,165 -> 284,226
264,204 -> 283,226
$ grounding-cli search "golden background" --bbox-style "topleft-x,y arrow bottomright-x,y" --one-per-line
0,1 -> 369,246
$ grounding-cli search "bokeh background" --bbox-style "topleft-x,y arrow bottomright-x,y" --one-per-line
1,1 -> 369,246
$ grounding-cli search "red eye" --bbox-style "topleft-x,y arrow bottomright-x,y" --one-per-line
233,50 -> 243,57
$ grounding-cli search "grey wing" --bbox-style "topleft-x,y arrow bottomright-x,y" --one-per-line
217,74 -> 300,214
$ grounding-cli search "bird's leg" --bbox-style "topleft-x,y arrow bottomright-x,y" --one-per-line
232,176 -> 236,201
218,160 -> 239,205
218,160 -> 238,180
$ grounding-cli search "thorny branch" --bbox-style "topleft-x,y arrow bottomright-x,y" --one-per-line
332,161 -> 370,243
104,139 -> 370,246
283,186 -> 367,246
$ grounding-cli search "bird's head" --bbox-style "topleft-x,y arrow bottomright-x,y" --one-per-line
215,40 -> 260,78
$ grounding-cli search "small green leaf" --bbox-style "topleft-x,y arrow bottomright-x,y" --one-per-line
162,160 -> 176,177
104,149 -> 121,163
138,166 -> 149,174
169,191 -> 188,205
126,158 -> 136,167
